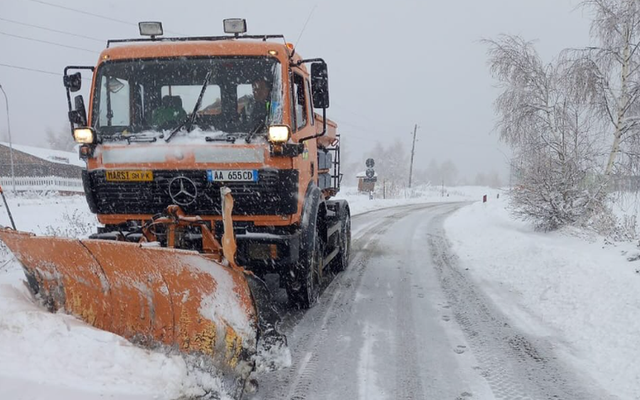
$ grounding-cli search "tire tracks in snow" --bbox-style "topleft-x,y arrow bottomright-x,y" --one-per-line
249,204 -> 437,400
427,210 -> 614,400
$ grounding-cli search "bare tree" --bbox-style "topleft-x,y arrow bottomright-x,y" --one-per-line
564,0 -> 640,175
486,35 -> 607,230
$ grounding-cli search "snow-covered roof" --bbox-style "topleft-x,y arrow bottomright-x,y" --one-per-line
0,142 -> 84,168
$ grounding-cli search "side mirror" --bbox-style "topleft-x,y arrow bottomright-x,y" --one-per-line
63,72 -> 82,93
311,63 -> 329,109
68,95 -> 87,126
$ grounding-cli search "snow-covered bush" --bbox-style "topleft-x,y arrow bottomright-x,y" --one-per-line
600,191 -> 640,241
43,209 -> 95,239
509,155 -> 608,231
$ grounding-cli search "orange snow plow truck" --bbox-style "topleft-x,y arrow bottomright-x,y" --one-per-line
0,20 -> 350,386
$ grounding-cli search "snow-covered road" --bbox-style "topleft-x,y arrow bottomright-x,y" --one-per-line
251,203 -> 609,400
2,190 -> 625,399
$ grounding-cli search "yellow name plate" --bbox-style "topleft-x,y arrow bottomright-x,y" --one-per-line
105,170 -> 154,182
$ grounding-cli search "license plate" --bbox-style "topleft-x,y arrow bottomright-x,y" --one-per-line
207,169 -> 258,182
105,170 -> 154,182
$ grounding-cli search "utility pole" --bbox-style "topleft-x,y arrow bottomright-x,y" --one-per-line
408,124 -> 418,188
0,85 -> 15,194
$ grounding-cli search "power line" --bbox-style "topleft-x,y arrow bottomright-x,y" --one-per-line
0,63 -> 93,81
0,31 -> 99,54
0,17 -> 104,42
332,101 -> 401,132
0,63 -> 60,76
27,0 -> 138,28
26,0 -> 187,36
294,4 -> 317,49
335,119 -> 389,137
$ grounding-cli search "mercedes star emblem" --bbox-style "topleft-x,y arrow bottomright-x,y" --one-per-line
168,176 -> 198,206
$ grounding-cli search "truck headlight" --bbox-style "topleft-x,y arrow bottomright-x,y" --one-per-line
268,125 -> 291,143
73,128 -> 95,144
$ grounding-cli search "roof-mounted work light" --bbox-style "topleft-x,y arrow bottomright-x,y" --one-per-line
139,21 -> 163,38
223,19 -> 247,35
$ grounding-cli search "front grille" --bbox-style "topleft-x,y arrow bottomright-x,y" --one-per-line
86,169 -> 299,216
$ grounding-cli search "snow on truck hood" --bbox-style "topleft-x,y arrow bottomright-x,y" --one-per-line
97,129 -> 270,165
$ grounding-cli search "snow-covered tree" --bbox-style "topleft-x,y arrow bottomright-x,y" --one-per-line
564,0 -> 640,175
486,35 -> 607,230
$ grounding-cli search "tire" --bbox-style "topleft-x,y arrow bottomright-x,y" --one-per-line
331,208 -> 351,273
286,223 -> 324,309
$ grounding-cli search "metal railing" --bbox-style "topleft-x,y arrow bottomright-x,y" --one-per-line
0,176 -> 83,193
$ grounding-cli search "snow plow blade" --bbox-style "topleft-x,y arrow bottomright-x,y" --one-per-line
0,227 -> 261,382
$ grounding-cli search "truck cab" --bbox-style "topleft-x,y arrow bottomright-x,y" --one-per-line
64,20 -> 350,308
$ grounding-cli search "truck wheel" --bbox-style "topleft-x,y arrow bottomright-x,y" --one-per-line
331,208 -> 351,273
286,224 -> 324,309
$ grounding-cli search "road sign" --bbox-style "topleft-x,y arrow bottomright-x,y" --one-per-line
366,158 -> 375,168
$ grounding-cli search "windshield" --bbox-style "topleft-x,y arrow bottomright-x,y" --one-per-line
91,57 -> 283,140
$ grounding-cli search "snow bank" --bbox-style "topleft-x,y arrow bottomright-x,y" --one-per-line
337,185 -> 499,216
0,194 -> 96,236
445,196 -> 640,399
0,263 -> 229,399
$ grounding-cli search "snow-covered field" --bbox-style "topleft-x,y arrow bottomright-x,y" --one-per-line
445,197 -> 640,400
0,186 -> 490,400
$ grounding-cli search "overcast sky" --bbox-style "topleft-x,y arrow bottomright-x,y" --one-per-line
0,0 -> 593,182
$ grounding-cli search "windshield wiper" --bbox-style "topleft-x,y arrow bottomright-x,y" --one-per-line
165,71 -> 212,143
205,133 -> 237,143
103,132 -> 155,144
127,136 -> 157,143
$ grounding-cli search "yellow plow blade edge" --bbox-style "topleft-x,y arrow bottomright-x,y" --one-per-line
0,228 -> 259,380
